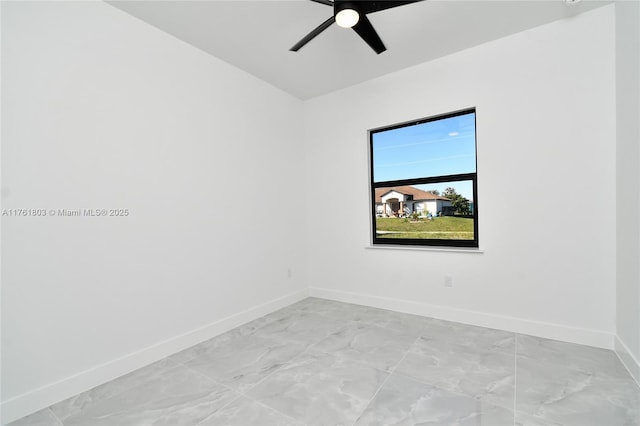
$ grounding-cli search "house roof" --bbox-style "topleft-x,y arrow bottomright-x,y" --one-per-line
375,186 -> 450,203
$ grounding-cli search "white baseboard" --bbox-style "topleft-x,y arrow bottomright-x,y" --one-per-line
615,335 -> 640,387
0,289 -> 308,425
309,287 -> 614,350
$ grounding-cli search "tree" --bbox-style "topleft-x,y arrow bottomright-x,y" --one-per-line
452,197 -> 471,215
442,187 -> 471,215
442,187 -> 457,199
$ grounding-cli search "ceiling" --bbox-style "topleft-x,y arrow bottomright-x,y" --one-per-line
107,0 -> 611,100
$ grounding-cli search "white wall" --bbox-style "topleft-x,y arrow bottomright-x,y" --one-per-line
304,5 -> 617,348
615,0 -> 640,383
1,1 -> 306,422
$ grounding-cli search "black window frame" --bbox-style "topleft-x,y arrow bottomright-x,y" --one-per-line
369,108 -> 479,248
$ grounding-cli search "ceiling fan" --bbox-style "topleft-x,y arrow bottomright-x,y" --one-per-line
290,0 -> 423,54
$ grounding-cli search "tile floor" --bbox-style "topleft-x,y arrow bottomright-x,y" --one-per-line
8,298 -> 640,426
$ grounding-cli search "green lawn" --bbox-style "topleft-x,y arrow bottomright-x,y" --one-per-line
375,216 -> 474,240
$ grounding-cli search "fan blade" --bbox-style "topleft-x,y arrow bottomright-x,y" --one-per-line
310,0 -> 333,5
352,14 -> 385,54
290,16 -> 336,51
358,0 -> 423,14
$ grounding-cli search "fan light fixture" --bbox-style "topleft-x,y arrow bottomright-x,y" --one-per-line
290,0 -> 422,55
335,8 -> 359,28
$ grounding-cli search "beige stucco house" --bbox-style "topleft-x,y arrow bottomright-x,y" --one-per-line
374,186 -> 452,217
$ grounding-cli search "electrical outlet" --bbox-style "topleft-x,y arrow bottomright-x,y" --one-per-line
444,275 -> 453,287
287,268 -> 292,278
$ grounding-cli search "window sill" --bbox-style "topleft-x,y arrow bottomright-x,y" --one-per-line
365,245 -> 484,254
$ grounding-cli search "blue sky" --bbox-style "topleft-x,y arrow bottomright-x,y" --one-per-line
372,112 -> 476,199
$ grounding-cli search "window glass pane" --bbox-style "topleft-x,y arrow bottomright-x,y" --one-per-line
372,112 -> 476,183
374,180 -> 475,241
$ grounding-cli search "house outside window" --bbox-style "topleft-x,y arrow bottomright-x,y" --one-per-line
369,108 -> 478,248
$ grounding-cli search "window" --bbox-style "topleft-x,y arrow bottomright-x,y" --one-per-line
369,108 -> 478,248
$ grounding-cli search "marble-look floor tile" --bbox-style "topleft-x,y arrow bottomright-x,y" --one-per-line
518,334 -> 631,377
246,351 -> 388,426
168,320 -> 274,365
311,322 -> 417,372
345,307 -> 433,337
61,364 -> 238,426
516,354 -> 640,426
515,411 -> 564,426
395,335 -> 515,409
197,396 -> 301,426
281,297 -> 351,317
170,309 -> 339,366
293,298 -> 432,337
8,298 -> 639,426
422,319 -> 515,354
169,302 -> 324,366
183,335 -> 307,393
50,358 -> 179,421
355,373 -> 514,426
253,311 -> 348,345
284,298 -> 388,325
5,409 -> 62,426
